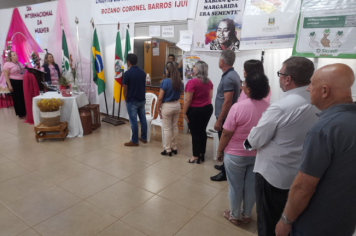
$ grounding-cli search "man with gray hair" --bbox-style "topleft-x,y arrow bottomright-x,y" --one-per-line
244,57 -> 319,236
211,50 -> 241,181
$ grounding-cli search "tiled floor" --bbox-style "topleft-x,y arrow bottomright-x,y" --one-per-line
0,107 -> 258,236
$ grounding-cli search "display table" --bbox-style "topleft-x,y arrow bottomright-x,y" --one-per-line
32,92 -> 89,138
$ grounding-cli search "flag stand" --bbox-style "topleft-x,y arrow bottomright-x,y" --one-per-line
102,22 -> 125,126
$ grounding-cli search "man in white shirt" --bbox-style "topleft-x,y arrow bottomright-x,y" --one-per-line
245,57 -> 319,236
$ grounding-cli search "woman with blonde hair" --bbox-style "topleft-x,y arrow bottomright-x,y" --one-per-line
184,61 -> 214,163
157,61 -> 184,156
41,53 -> 61,84
3,51 -> 26,119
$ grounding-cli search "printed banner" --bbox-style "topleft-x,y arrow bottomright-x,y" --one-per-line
293,0 -> 356,59
192,0 -> 246,51
240,0 -> 300,50
92,0 -> 193,24
183,54 -> 204,84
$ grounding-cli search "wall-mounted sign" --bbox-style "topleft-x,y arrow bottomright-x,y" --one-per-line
192,0 -> 246,51
92,0 -> 193,24
149,25 -> 160,37
162,26 -> 174,38
293,0 -> 356,59
240,0 -> 300,50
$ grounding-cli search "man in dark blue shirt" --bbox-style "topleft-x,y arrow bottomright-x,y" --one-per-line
123,54 -> 147,146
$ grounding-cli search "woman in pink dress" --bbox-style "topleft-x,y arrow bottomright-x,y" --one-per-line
3,51 -> 26,119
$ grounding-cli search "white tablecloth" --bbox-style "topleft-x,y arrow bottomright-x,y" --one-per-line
33,92 -> 89,138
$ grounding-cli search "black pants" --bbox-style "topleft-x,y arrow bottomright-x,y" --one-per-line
8,79 -> 26,117
217,118 -> 226,175
187,104 -> 213,157
255,173 -> 290,236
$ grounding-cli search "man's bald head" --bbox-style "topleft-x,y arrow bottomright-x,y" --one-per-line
307,63 -> 355,111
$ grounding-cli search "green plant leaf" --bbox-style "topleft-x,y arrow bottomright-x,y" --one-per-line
310,32 -> 315,36
324,29 -> 330,33
337,31 -> 343,36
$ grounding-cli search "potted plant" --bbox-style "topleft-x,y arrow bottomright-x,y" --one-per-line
59,76 -> 72,97
37,98 -> 64,127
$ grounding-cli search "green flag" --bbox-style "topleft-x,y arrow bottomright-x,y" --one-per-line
92,29 -> 106,95
124,27 -> 131,64
62,29 -> 71,75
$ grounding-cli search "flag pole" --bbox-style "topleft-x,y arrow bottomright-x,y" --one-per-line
102,22 -> 125,126
91,19 -> 109,116
89,18 -> 94,103
111,22 -> 120,118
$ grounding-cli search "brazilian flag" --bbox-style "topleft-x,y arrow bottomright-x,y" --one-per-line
92,29 -> 105,94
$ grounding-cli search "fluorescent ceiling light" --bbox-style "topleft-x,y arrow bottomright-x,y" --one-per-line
133,36 -> 152,39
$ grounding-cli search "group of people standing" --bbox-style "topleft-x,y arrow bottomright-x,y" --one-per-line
3,51 -> 60,120
123,51 -> 356,236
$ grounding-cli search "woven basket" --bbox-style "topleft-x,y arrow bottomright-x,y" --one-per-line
40,110 -> 61,127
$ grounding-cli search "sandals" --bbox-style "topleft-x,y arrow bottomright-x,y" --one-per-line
223,210 -> 242,226
171,149 -> 178,155
241,212 -> 252,224
161,150 -> 172,156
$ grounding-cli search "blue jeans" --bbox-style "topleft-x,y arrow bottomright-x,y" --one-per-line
126,100 -> 147,144
224,153 -> 256,220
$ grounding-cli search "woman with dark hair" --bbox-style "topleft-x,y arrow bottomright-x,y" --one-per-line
3,51 -> 26,119
157,62 -> 184,156
41,53 -> 61,84
238,60 -> 271,103
210,18 -> 240,51
216,73 -> 270,227
184,61 -> 214,163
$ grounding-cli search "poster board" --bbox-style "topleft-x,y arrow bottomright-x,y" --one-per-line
183,54 -> 204,84
240,0 -> 300,50
293,0 -> 356,59
192,0 -> 246,51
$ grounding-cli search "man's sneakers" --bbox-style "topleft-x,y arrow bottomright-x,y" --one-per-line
210,172 -> 227,181
139,138 -> 147,143
124,138 -> 147,146
124,141 -> 139,147
214,164 -> 224,171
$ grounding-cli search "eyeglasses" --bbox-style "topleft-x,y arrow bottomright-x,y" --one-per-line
277,71 -> 289,77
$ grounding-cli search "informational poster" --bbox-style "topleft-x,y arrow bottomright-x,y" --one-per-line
293,0 -> 356,58
240,0 -> 300,50
192,0 -> 246,51
152,40 -> 159,56
92,0 -> 194,24
149,25 -> 160,37
162,26 -> 174,38
183,54 -> 204,84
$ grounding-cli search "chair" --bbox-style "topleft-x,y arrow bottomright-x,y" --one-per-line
151,115 -> 165,148
208,128 -> 219,160
131,93 -> 157,142
144,93 -> 157,142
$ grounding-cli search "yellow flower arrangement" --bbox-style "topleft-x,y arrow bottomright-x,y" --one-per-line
37,98 -> 64,112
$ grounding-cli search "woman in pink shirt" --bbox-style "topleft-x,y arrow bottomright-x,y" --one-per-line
40,53 -> 61,84
217,73 -> 270,226
3,51 -> 26,118
183,61 -> 213,164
